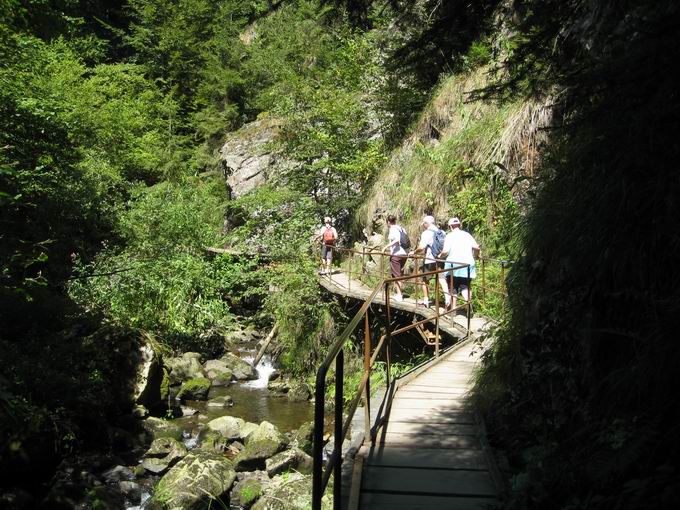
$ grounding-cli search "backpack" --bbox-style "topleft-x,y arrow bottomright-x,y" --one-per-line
398,226 -> 411,251
430,228 -> 446,259
322,226 -> 336,245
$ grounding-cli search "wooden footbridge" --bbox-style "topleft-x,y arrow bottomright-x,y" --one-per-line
312,248 -> 508,509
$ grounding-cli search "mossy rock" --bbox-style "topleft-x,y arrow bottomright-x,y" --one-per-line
142,437 -> 188,474
235,478 -> 264,508
252,472 -> 326,510
142,416 -> 183,441
207,415 -> 246,439
234,439 -> 284,472
148,451 -> 236,510
197,429 -> 229,453
176,378 -> 211,401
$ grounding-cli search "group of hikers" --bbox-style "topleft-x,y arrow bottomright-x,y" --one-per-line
315,214 -> 480,311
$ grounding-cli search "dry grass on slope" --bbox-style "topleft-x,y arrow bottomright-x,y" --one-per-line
359,66 -> 552,241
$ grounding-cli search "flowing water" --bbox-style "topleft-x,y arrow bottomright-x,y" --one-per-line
123,348 -> 314,509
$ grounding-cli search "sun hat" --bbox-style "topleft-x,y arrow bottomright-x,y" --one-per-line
422,215 -> 435,225
448,217 -> 461,226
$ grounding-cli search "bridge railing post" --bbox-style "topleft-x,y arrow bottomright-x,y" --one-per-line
434,271 -> 440,357
364,310 -> 371,442
333,350 -> 343,509
384,283 -> 392,388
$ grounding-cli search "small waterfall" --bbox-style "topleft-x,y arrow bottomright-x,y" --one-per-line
243,354 -> 275,389
125,490 -> 150,510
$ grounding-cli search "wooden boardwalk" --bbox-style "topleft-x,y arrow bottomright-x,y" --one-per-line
318,270 -> 502,509
318,270 -> 492,340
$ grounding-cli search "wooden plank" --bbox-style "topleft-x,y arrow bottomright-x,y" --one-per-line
361,466 -> 496,496
397,386 -> 470,396
387,409 -> 476,424
347,453 -> 364,510
379,432 -> 480,449
389,399 -> 470,411
364,447 -> 488,470
402,380 -> 471,389
384,421 -> 477,436
360,493 -> 497,510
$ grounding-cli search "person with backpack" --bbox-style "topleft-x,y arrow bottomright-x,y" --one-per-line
382,214 -> 409,302
316,216 -> 338,275
440,217 -> 480,312
408,215 -> 450,308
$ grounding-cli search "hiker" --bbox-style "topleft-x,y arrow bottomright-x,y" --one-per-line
382,215 -> 409,302
440,217 -> 480,312
408,215 -> 450,308
315,216 -> 338,274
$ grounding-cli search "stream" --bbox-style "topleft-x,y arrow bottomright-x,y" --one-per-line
126,344 -> 314,510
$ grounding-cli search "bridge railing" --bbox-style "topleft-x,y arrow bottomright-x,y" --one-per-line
320,244 -> 509,316
313,252 -> 478,509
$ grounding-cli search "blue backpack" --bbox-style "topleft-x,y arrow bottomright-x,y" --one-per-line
430,228 -> 446,259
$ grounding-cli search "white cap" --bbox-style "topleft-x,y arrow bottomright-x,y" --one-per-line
422,215 -> 435,225
448,217 -> 461,226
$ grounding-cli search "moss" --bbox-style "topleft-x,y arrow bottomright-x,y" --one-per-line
239,479 -> 263,505
159,367 -> 170,403
176,377 -> 211,401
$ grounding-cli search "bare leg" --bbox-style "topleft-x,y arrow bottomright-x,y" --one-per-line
439,275 -> 450,307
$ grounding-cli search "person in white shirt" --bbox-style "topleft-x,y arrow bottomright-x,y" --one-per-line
382,214 -> 407,301
408,215 -> 450,308
315,216 -> 338,274
440,217 -> 480,312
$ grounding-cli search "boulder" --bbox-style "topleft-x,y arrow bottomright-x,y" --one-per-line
83,485 -> 126,510
166,353 -> 206,385
240,422 -> 259,442
287,381 -> 312,402
267,379 -> 290,394
133,340 -> 164,410
206,395 -> 234,408
231,471 -> 269,509
101,465 -> 134,483
142,417 -> 183,441
290,421 -> 314,456
234,439 -> 284,472
207,416 -> 246,440
176,378 -> 211,401
119,481 -> 142,504
252,473 -> 324,510
132,404 -> 149,419
247,421 -> 287,448
233,421 -> 288,471
180,405 -> 199,416
220,353 -> 257,380
197,430 -> 229,453
265,448 -> 313,477
142,437 -> 188,475
203,359 -> 233,386
148,451 -> 236,510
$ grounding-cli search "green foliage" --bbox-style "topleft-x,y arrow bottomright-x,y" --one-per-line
266,259 -> 340,375
473,1 -> 680,507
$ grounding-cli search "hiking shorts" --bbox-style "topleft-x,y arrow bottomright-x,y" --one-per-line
390,255 -> 406,278
321,244 -> 334,261
420,262 -> 439,282
451,276 -> 472,295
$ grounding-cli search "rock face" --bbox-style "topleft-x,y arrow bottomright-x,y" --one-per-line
142,437 -> 188,475
134,339 -> 164,410
149,451 -> 236,510
219,118 -> 284,199
220,353 -> 257,380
